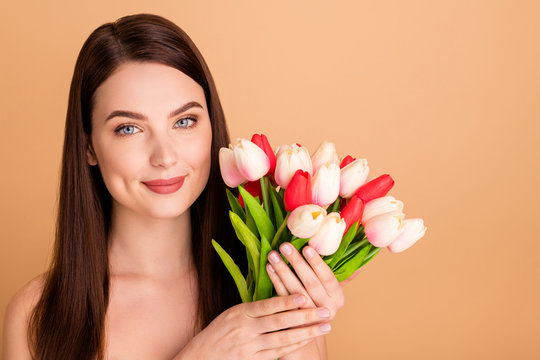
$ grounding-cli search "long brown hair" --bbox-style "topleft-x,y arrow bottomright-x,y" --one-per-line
28,13 -> 245,359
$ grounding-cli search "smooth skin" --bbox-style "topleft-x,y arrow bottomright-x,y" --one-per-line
1,61 -> 359,359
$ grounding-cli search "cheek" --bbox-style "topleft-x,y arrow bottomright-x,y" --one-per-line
93,138 -> 144,192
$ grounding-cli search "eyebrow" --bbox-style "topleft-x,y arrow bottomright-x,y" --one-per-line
104,101 -> 203,122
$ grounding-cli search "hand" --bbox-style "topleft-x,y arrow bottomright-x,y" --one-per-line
266,243 -> 346,320
175,294 -> 332,360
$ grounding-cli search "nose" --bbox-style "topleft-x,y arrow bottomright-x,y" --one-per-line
149,133 -> 178,169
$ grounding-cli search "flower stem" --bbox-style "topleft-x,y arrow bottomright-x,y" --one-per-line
271,212 -> 290,249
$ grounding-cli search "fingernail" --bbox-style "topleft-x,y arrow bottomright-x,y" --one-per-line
294,295 -> 306,305
317,308 -> 330,318
319,323 -> 331,332
267,263 -> 275,273
280,243 -> 292,255
268,251 -> 280,264
304,246 -> 315,259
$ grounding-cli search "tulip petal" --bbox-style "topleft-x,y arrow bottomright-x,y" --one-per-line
387,218 -> 427,253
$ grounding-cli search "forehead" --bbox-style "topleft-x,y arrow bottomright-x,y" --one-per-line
92,61 -> 207,117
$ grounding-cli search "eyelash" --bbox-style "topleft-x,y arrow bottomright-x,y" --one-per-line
114,116 -> 198,137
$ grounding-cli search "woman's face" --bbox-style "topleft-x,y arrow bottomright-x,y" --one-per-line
87,61 -> 212,219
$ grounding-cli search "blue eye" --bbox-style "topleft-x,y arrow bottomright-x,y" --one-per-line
175,116 -> 197,128
115,124 -> 141,136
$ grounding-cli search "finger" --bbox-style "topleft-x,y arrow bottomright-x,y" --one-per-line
244,293 -> 307,318
278,243 -> 329,300
302,245 -> 342,296
267,250 -> 312,305
258,306 -> 331,333
254,338 -> 314,360
257,321 -> 331,350
266,263 -> 289,296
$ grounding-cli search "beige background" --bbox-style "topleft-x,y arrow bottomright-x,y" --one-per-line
1,1 -> 539,358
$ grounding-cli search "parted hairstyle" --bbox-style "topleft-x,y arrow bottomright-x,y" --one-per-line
28,13 -> 245,359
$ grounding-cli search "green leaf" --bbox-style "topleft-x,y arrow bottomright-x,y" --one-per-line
229,211 -> 261,282
238,185 -> 276,243
291,237 -> 309,251
244,202 -> 259,238
334,244 -> 372,282
271,212 -> 290,249
260,177 -> 274,226
328,197 -> 341,213
269,186 -> 284,230
255,235 -> 273,300
360,246 -> 381,267
226,188 -> 245,222
325,221 -> 360,269
332,238 -> 368,270
212,239 -> 250,303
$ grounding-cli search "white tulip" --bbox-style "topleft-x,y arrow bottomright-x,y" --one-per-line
274,144 -> 313,189
308,212 -> 347,255
361,196 -> 404,224
387,218 -> 427,253
287,204 -> 327,239
311,141 -> 340,174
339,158 -> 369,198
363,212 -> 405,247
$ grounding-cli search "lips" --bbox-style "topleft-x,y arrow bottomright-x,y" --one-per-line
142,176 -> 185,194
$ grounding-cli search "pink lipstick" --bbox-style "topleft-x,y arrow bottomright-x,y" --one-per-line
143,176 -> 185,194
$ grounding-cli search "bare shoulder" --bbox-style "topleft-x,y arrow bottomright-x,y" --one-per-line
2,273 -> 47,359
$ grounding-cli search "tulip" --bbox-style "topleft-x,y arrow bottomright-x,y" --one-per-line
340,155 -> 356,169
238,180 -> 262,208
219,147 -> 248,187
363,212 -> 405,247
387,218 -> 427,253
251,133 -> 276,175
311,141 -> 340,174
274,144 -> 313,189
339,158 -> 370,198
340,194 -> 364,234
308,212 -> 347,255
311,163 -> 340,208
287,204 -> 327,239
355,174 -> 394,203
361,196 -> 404,224
284,170 -> 312,212
232,138 -> 271,181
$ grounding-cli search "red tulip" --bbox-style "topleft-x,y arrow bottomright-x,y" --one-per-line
339,155 -> 356,169
238,180 -> 262,208
251,133 -> 276,175
354,174 -> 394,203
340,194 -> 364,234
284,170 -> 312,212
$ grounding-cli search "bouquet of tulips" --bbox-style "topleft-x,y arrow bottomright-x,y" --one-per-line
212,134 -> 427,302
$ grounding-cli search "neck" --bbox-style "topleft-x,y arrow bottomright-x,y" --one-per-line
107,200 -> 194,279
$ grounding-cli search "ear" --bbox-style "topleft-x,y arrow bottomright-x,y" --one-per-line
86,141 -> 98,166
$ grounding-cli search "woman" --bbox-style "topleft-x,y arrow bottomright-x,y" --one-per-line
3,13 -> 352,359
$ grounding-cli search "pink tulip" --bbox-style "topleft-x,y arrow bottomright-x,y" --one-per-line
361,196 -> 404,224
355,174 -> 394,203
251,133 -> 276,175
339,158 -> 370,198
284,170 -> 312,212
387,218 -> 427,253
309,212 -> 346,255
363,212 -> 405,247
311,141 -> 340,174
274,144 -> 313,189
232,138 -> 271,181
311,163 -> 340,208
287,204 -> 327,238
219,147 -> 248,187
